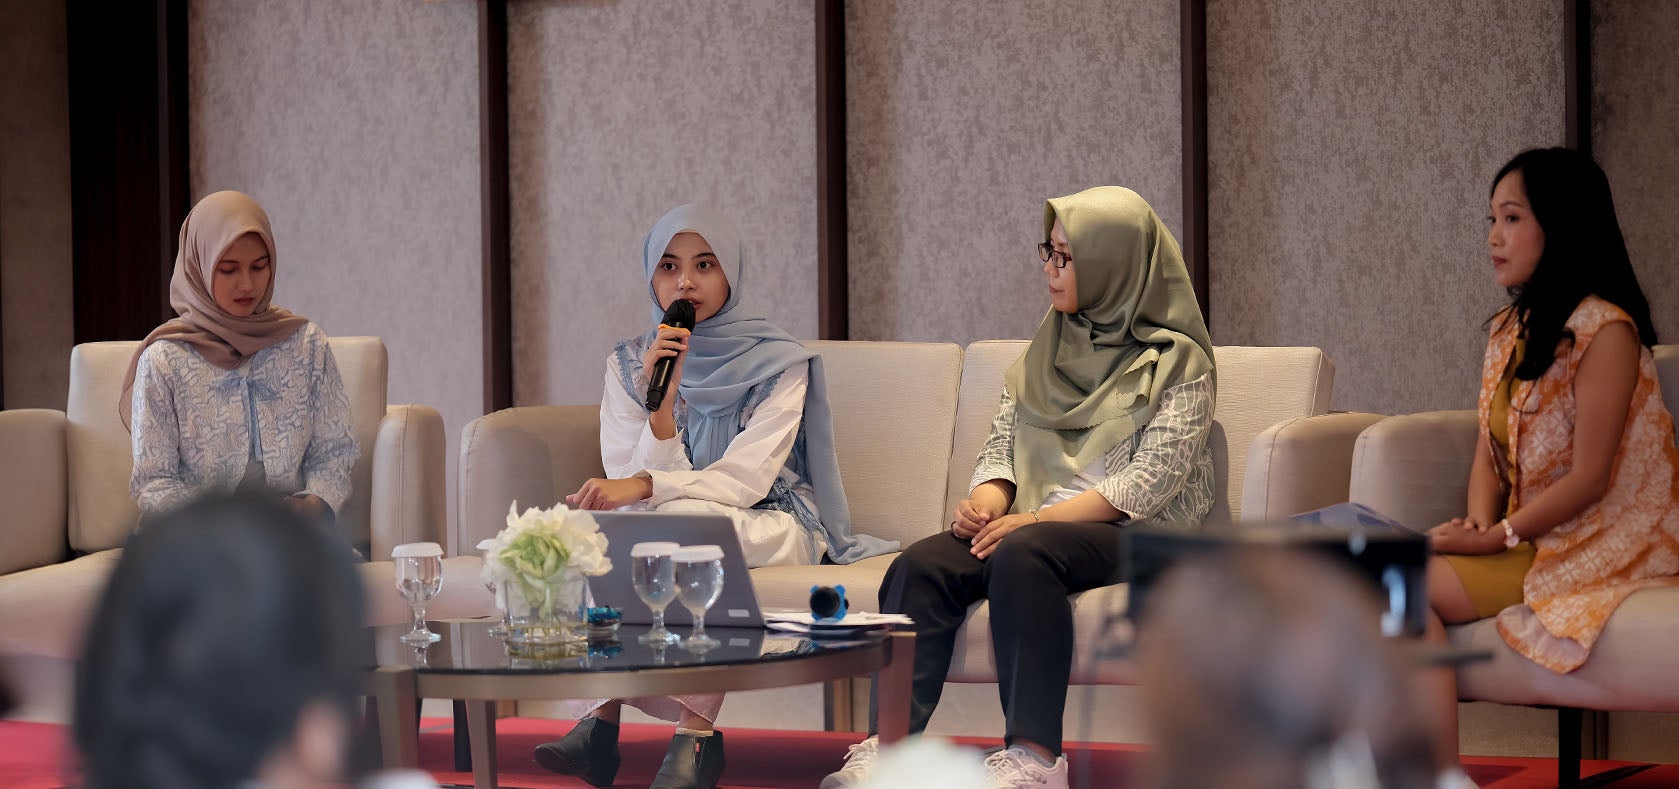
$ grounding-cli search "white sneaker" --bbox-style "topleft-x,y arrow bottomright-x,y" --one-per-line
983,746 -> 1069,789
820,735 -> 881,788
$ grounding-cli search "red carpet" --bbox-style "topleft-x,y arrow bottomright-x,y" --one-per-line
4,718 -> 1677,788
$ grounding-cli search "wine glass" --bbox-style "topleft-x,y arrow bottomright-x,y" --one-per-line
673,545 -> 724,651
632,542 -> 681,645
393,542 -> 444,645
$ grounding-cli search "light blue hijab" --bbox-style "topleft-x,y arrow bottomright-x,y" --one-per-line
640,204 -> 895,564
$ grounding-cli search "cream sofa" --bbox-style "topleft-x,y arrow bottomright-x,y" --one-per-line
0,338 -> 491,723
1258,346 -> 1679,776
458,340 -> 1336,696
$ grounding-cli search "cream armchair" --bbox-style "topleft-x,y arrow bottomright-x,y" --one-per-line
0,337 -> 487,723
1258,346 -> 1679,780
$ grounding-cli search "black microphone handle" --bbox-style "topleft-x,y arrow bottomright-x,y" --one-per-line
645,354 -> 677,411
644,300 -> 695,412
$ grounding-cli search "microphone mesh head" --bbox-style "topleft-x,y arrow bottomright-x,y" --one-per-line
661,299 -> 696,329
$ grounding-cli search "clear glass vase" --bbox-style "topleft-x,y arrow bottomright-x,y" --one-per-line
504,572 -> 588,646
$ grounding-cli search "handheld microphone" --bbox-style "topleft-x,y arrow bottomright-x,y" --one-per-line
644,299 -> 696,412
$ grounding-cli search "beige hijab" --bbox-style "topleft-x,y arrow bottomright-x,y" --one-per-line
118,191 -> 308,429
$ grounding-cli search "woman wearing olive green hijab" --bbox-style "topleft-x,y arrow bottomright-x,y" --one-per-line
824,187 -> 1216,789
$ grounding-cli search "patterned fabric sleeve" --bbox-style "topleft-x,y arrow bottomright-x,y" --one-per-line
1094,373 -> 1216,521
297,329 -> 358,515
130,345 -> 194,514
968,387 -> 1018,493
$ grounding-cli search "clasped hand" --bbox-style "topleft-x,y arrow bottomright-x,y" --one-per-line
1427,516 -> 1506,555
952,498 -> 1035,559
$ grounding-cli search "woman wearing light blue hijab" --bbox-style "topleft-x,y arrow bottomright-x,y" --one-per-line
535,204 -> 894,789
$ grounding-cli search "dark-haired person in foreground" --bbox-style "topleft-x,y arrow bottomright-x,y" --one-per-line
73,495 -> 435,789
1424,148 -> 1679,783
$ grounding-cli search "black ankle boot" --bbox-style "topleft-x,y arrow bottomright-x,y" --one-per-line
650,730 -> 726,789
532,717 -> 621,787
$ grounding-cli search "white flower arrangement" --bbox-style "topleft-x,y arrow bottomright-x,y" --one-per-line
479,502 -> 613,622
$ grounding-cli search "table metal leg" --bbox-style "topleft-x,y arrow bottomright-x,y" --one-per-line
368,666 -> 420,768
875,631 -> 915,744
465,699 -> 499,789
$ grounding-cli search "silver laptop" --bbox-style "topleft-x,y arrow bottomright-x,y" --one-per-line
589,511 -> 764,628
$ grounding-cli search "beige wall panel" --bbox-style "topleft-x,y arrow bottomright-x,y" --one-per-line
0,0 -> 74,410
1209,1 -> 1564,415
845,0 -> 1183,345
190,0 -> 482,525
1594,0 -> 1679,348
509,0 -> 818,407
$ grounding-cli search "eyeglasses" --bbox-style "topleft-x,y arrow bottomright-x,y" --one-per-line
1037,242 -> 1072,269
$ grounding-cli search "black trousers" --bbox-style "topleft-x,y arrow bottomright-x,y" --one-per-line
871,521 -> 1127,755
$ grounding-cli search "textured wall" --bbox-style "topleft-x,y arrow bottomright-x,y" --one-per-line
845,0 -> 1184,345
0,0 -> 74,410
190,0 -> 482,526
1208,1 -> 1565,415
509,0 -> 818,407
1594,0 -> 1679,348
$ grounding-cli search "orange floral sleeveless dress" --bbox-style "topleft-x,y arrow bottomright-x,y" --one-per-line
1479,296 -> 1679,673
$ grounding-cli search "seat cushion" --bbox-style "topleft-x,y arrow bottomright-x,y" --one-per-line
1451,585 -> 1679,710
749,553 -> 901,614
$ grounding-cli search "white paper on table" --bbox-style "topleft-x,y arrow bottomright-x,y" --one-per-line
761,610 -> 914,627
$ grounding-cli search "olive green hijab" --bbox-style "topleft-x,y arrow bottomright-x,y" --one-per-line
1002,186 -> 1215,515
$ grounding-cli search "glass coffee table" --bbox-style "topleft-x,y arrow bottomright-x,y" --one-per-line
366,621 -> 914,789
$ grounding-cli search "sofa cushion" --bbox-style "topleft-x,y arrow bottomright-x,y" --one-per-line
0,409 -> 69,575
804,341 -> 962,548
748,553 -> 901,614
458,404 -> 605,551
1349,410 -> 1478,532
65,338 -> 391,554
945,341 -> 1028,523
1209,346 -> 1335,522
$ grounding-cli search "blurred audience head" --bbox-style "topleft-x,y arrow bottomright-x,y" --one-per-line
74,494 -> 367,789
1137,549 -> 1436,789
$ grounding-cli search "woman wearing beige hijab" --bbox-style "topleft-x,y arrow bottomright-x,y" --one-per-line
123,191 -> 358,530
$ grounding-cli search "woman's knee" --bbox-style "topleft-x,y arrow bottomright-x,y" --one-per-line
984,527 -> 1058,582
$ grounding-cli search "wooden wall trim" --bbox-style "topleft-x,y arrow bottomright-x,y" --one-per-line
1563,0 -> 1592,153
815,0 -> 849,340
67,0 -> 188,345
479,0 -> 512,412
1180,0 -> 1210,326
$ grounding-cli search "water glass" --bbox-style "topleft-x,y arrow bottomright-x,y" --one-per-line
477,539 -> 511,637
631,542 -> 681,645
393,542 -> 444,645
673,545 -> 724,651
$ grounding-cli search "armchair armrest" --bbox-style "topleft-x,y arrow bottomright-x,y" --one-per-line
0,410 -> 69,575
370,405 -> 446,560
1349,410 -> 1478,531
459,405 -> 605,551
1241,412 -> 1386,521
